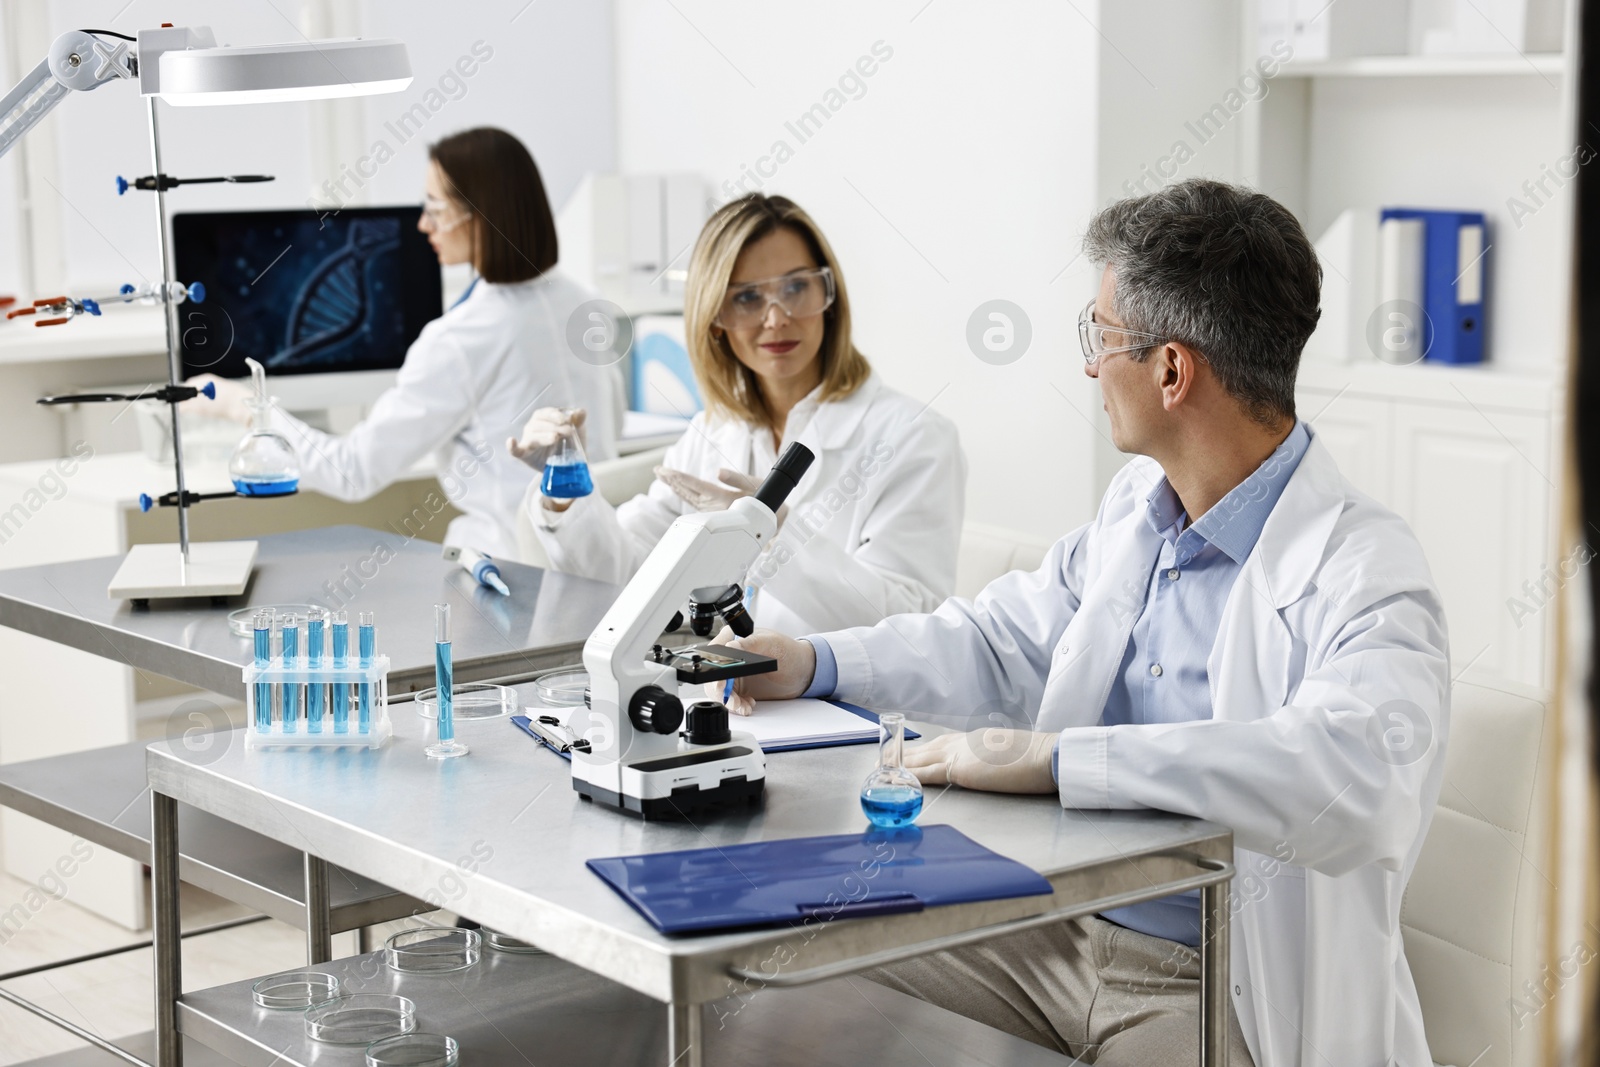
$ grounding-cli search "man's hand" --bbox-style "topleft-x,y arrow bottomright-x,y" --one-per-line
712,627 -> 815,716
183,374 -> 253,426
903,729 -> 1058,794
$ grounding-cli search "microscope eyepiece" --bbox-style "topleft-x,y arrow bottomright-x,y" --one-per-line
754,442 -> 815,513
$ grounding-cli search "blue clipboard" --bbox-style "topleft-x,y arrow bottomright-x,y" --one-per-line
587,824 -> 1053,935
512,700 -> 917,760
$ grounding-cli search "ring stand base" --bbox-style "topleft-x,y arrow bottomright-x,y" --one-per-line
108,541 -> 258,600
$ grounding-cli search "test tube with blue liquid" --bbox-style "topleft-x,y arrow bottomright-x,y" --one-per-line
860,713 -> 923,828
252,611 -> 273,732
306,609 -> 325,733
540,410 -> 594,500
331,611 -> 349,733
358,612 -> 375,734
425,603 -> 468,759
280,615 -> 301,733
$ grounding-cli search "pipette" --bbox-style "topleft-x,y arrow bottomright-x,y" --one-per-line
358,612 -> 375,734
425,603 -> 468,759
306,609 -> 326,733
331,611 -> 349,734
281,615 -> 301,733
252,611 -> 273,732
441,545 -> 510,596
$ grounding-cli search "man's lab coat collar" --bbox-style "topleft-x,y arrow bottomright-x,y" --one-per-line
1243,428 -> 1346,609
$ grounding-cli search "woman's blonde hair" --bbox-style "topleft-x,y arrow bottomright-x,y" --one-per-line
684,195 -> 871,431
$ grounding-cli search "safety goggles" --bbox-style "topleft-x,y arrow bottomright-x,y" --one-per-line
1077,298 -> 1171,366
421,194 -> 470,234
714,267 -> 836,330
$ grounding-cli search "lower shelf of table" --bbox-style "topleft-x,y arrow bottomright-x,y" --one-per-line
177,942 -> 1080,1066
14,1033 -> 239,1067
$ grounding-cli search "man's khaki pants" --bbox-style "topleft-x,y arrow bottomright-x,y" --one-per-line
866,915 -> 1253,1065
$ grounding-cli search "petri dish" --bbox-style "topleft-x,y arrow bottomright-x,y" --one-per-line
366,1032 -> 460,1067
534,667 -> 588,707
251,970 -> 339,1010
483,927 -> 546,955
413,683 -> 517,721
305,994 -> 416,1044
228,604 -> 318,638
385,927 -> 481,974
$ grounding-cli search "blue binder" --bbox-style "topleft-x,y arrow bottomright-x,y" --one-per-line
587,824 -> 1054,935
1379,208 -> 1487,365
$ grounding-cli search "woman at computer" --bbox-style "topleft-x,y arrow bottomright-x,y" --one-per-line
190,127 -> 622,561
509,193 -> 967,636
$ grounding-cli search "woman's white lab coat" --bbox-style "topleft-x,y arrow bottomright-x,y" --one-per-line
818,433 -> 1450,1067
268,269 -> 622,560
529,373 -> 967,636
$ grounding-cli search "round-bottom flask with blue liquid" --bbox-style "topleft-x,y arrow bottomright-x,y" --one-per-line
860,713 -> 923,828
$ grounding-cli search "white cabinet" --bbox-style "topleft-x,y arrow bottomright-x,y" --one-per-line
1297,363 -> 1561,687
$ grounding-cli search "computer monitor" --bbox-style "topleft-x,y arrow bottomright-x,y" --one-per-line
172,206 -> 443,408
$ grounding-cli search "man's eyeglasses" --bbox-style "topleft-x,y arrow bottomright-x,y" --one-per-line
714,267 -> 835,330
1077,299 -> 1172,366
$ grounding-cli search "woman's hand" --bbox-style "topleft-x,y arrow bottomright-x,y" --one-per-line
182,375 -> 253,426
711,627 -> 816,716
508,407 -> 586,470
657,467 -> 788,528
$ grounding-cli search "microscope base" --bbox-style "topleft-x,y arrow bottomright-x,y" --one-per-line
576,775 -> 764,819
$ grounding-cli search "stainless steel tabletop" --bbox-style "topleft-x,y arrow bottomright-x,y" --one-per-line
148,682 -> 1233,1007
177,936 -> 1082,1067
0,739 -> 420,932
0,525 -> 624,698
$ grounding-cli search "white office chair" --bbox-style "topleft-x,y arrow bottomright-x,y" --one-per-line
954,521 -> 1054,599
1401,678 -> 1550,1067
512,446 -> 668,568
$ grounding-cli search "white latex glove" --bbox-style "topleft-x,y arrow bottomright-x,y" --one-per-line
656,467 -> 788,529
183,374 -> 253,426
902,729 -> 1058,795
711,627 -> 816,716
507,407 -> 586,470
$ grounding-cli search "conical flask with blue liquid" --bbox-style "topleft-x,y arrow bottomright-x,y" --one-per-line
540,409 -> 594,500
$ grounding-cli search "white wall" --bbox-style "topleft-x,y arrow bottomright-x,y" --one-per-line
16,0 -> 615,293
613,0 -> 1104,540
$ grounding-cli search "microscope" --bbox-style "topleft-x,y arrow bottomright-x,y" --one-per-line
571,443 -> 814,818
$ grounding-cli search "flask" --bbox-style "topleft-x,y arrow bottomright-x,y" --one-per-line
859,712 -> 923,828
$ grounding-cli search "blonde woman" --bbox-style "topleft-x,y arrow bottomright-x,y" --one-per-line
509,194 -> 966,635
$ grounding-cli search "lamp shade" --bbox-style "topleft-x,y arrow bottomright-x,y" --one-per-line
157,37 -> 411,106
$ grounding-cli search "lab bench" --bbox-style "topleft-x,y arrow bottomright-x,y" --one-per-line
145,681 -> 1236,1067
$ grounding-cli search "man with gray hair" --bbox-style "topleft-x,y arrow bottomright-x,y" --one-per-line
729,178 -> 1449,1065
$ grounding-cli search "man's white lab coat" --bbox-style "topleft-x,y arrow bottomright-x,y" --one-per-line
821,433 -> 1450,1067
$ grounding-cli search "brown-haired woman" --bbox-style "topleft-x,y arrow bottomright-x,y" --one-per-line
510,193 -> 966,635
192,127 -> 622,561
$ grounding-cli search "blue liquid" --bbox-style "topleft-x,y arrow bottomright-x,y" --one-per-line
252,625 -> 272,732
331,622 -> 349,733
358,624 -> 374,733
306,616 -> 324,733
435,641 -> 454,742
233,476 -> 298,497
541,460 -> 593,498
861,786 -> 923,828
281,624 -> 300,733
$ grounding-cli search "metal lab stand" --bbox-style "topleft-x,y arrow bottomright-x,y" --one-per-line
147,693 -> 1236,1067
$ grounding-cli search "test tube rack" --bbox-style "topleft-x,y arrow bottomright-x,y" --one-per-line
243,655 -> 392,750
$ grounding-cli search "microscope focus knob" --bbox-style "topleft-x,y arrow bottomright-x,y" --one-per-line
628,685 -> 684,735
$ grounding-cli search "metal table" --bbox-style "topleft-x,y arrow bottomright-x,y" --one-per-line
147,687 -> 1235,1067
0,524 -> 624,699
178,934 -> 1082,1067
0,737 -> 421,937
